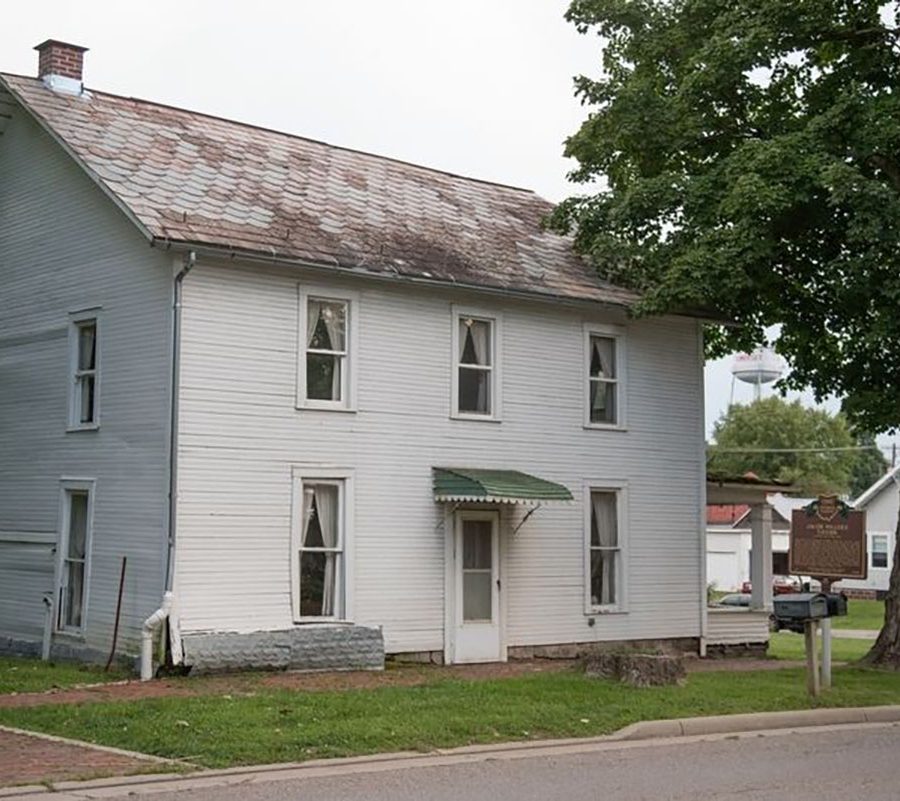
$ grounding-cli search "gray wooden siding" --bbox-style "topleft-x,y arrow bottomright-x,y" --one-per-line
0,103 -> 173,656
175,261 -> 705,653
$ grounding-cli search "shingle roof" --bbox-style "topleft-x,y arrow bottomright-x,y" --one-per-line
1,73 -> 639,307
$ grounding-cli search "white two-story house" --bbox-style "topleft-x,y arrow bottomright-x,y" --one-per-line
0,41 -> 708,672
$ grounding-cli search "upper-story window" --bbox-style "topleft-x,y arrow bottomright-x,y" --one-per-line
585,325 -> 625,428
452,307 -> 501,420
68,312 -> 100,430
297,287 -> 357,411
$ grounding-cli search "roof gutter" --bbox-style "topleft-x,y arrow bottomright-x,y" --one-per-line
164,250 -> 196,593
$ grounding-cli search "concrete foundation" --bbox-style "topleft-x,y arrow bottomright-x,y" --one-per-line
181,624 -> 384,673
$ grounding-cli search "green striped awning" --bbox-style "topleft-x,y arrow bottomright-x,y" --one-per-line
433,468 -> 573,505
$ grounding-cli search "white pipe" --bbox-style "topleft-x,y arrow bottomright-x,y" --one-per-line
41,593 -> 53,662
141,591 -> 174,681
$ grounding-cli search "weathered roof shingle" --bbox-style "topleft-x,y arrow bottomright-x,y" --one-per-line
1,73 -> 638,306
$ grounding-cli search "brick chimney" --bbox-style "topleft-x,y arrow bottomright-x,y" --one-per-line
34,40 -> 88,95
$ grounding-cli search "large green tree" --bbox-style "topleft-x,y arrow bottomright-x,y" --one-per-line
708,397 -> 859,495
552,0 -> 900,665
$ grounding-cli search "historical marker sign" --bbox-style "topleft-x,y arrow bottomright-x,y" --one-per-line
789,495 -> 867,580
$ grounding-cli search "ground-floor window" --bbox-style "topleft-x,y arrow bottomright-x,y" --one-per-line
57,482 -> 93,632
872,534 -> 889,568
293,477 -> 347,619
587,487 -> 624,610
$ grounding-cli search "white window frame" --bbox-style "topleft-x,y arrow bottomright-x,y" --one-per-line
871,533 -> 890,569
67,309 -> 101,431
451,305 -> 502,421
296,285 -> 358,412
583,480 -> 628,614
55,478 -> 95,634
583,323 -> 626,430
289,468 -> 354,623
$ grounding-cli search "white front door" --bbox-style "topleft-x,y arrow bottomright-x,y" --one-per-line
453,511 -> 502,663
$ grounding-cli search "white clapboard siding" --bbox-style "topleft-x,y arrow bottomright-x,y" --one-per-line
175,260 -> 705,653
706,608 -> 770,646
0,102 -> 173,656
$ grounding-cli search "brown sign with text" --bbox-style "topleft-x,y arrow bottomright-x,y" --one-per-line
789,495 -> 867,580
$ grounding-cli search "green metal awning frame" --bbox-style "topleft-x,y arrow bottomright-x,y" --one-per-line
432,467 -> 573,505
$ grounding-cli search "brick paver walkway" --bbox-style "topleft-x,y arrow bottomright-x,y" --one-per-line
0,728 -> 159,787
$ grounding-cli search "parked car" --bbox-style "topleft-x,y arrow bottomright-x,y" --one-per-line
714,593 -> 752,608
741,575 -> 801,595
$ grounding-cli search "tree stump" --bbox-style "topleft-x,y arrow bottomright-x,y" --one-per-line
583,652 -> 686,687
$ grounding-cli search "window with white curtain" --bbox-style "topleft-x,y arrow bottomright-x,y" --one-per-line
57,482 -> 93,632
872,534 -> 889,568
305,298 -> 348,404
452,309 -> 499,419
68,313 -> 100,429
588,489 -> 621,610
587,334 -> 619,426
296,480 -> 345,619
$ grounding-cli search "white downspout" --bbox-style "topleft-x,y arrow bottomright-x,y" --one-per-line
141,591 -> 174,681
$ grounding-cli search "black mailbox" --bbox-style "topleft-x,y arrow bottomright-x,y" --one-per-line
773,592 -> 829,621
824,592 -> 848,617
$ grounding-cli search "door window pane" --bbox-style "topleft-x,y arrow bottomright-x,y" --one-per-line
463,522 -> 492,569
463,572 -> 492,621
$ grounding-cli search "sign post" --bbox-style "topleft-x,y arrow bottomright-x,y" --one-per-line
789,496 -> 866,695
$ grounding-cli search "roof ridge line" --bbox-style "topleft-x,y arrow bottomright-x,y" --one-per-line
0,72 -> 544,197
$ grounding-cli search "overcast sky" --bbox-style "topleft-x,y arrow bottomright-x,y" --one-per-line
3,1 -> 894,455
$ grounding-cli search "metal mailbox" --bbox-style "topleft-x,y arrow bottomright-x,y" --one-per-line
773,592 -> 829,621
824,592 -> 848,617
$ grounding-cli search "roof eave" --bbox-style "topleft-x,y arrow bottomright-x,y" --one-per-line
156,238 -> 643,312
0,74 -> 156,246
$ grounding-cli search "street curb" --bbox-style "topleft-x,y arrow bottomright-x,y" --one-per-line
615,704 -> 900,740
2,705 -> 899,799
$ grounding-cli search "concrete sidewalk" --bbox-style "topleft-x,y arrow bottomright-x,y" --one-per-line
2,705 -> 899,800
832,629 -> 878,640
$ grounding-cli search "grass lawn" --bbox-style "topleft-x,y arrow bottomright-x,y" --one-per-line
834,599 -> 885,631
0,656 -> 128,694
767,632 -> 873,662
1,667 -> 899,768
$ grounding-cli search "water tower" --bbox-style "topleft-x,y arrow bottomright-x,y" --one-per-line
730,349 -> 784,403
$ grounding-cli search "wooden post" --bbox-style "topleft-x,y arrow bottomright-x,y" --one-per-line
819,577 -> 832,689
804,619 -> 821,697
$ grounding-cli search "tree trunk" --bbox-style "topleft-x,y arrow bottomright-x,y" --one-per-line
860,488 -> 900,668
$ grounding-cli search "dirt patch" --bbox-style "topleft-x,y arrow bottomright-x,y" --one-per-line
0,728 -> 156,787
0,656 -> 803,711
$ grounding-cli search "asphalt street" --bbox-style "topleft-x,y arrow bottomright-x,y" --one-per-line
45,722 -> 900,801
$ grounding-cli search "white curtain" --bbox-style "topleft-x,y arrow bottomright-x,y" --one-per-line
322,306 -> 343,399
592,337 -> 614,378
592,493 -> 617,606
306,301 -> 320,349
315,485 -> 338,617
468,321 -> 489,366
